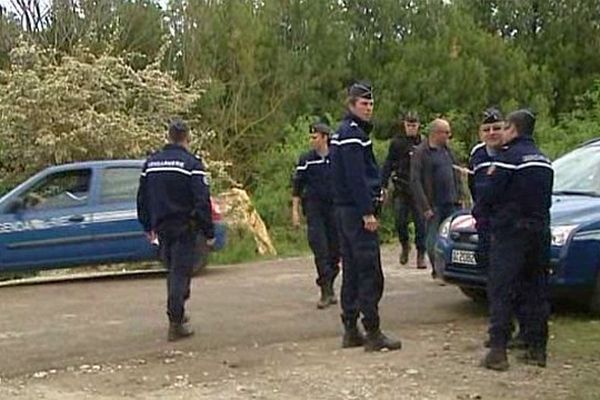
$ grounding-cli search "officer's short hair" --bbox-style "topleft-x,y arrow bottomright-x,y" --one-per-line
347,81 -> 373,105
168,119 -> 189,142
310,122 -> 332,137
506,109 -> 536,136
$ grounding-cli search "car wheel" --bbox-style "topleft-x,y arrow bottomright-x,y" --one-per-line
459,286 -> 487,303
589,273 -> 600,315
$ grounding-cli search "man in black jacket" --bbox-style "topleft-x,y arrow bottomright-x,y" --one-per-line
381,111 -> 426,268
410,118 -> 463,278
137,119 -> 215,342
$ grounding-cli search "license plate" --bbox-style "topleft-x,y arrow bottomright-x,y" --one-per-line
452,250 -> 477,266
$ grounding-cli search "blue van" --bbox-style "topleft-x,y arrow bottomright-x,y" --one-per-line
0,160 -> 226,275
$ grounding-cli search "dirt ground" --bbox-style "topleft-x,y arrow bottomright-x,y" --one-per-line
0,247 -> 598,400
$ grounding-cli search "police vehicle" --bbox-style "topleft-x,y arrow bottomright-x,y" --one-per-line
435,138 -> 600,313
0,160 -> 226,275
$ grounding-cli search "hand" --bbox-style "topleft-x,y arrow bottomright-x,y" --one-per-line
206,238 -> 216,248
424,209 -> 435,220
292,211 -> 301,229
487,165 -> 497,176
362,214 -> 379,232
145,231 -> 157,243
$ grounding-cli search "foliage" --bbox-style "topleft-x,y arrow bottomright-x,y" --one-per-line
0,43 -> 230,189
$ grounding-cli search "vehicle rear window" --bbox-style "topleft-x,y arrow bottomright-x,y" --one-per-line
100,167 -> 142,204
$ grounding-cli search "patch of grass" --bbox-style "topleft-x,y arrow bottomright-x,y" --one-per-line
550,316 -> 600,400
209,226 -> 263,265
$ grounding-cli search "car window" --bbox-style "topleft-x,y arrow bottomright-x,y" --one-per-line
553,145 -> 600,196
19,169 -> 92,211
100,167 -> 142,204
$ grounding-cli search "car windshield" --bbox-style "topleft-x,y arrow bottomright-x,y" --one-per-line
553,145 -> 600,197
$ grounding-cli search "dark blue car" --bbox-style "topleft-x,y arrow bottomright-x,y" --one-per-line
435,139 -> 600,313
0,160 -> 226,275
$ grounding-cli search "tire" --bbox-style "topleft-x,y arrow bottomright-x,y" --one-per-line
459,286 -> 488,303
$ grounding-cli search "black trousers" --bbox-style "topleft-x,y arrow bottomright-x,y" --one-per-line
159,228 -> 206,324
305,200 -> 340,287
487,225 -> 550,349
394,194 -> 426,252
335,206 -> 384,333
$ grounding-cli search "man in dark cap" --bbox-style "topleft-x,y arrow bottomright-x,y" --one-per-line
381,111 -> 426,268
137,119 -> 215,341
470,108 -> 528,350
292,122 -> 340,309
469,108 -> 505,276
479,109 -> 553,371
330,81 -> 402,352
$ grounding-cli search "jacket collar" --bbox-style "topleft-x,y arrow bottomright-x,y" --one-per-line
344,111 -> 373,135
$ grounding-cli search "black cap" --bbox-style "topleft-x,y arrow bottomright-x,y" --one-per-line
482,107 -> 503,124
506,109 -> 536,136
310,122 -> 332,136
348,81 -> 373,100
404,111 -> 420,123
169,119 -> 189,136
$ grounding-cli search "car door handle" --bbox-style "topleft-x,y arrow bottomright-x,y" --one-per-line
68,215 -> 85,223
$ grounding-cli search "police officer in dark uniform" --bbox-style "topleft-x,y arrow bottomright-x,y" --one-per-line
137,119 -> 215,342
480,110 -> 553,370
470,108 -> 527,350
292,122 -> 340,309
381,111 -> 426,268
469,108 -> 505,279
330,81 -> 402,352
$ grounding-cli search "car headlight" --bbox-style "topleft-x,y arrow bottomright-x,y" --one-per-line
551,225 -> 578,246
439,217 -> 452,239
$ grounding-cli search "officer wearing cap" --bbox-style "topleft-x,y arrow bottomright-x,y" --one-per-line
469,108 -> 505,274
137,119 -> 215,342
381,111 -> 426,268
292,122 -> 340,309
479,109 -> 553,371
330,81 -> 402,352
470,109 -> 525,349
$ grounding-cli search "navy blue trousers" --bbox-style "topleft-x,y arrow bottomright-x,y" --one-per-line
335,206 -> 384,333
487,226 -> 550,349
159,228 -> 205,324
305,200 -> 340,287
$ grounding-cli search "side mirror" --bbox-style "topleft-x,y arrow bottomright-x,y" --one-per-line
6,198 -> 24,214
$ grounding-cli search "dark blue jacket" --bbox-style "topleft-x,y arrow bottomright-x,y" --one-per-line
330,112 -> 381,216
292,149 -> 333,205
468,143 -> 494,230
136,144 -> 215,239
479,136 -> 553,231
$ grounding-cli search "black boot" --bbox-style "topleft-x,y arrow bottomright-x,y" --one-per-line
481,347 -> 509,371
416,250 -> 427,269
317,286 -> 330,309
364,330 -> 402,352
168,322 -> 194,342
517,347 -> 547,367
399,242 -> 410,265
341,315 -> 365,348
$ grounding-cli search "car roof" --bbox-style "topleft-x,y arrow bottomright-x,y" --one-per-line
44,159 -> 145,173
578,138 -> 600,148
